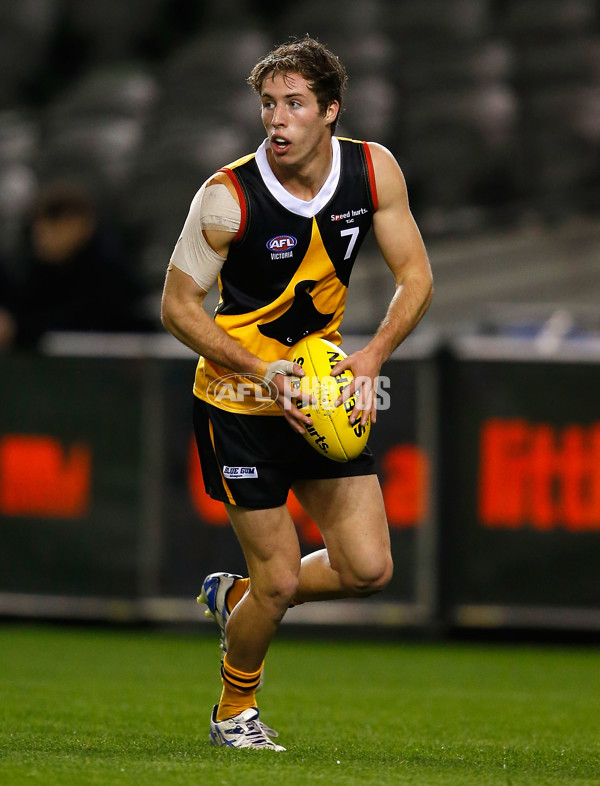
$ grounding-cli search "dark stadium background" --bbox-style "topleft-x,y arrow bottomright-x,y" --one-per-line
1,0 -> 600,637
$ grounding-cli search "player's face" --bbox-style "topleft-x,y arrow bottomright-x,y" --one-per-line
260,71 -> 338,170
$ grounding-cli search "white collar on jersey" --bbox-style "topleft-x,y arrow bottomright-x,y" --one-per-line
255,136 -> 341,218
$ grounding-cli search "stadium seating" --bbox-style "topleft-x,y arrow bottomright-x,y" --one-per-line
0,0 -> 60,105
0,0 -> 599,327
0,111 -> 39,259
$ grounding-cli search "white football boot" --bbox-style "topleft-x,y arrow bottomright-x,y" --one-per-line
209,705 -> 285,750
197,572 -> 242,657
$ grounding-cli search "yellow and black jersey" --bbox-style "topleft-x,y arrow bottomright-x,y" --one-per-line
194,136 -> 378,414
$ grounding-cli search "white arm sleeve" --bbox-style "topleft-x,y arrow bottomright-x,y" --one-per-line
169,181 -> 241,292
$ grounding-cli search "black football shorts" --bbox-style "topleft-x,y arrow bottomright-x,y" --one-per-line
193,397 -> 376,510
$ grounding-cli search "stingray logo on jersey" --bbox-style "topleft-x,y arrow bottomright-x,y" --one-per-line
207,373 -> 277,413
267,234 -> 297,260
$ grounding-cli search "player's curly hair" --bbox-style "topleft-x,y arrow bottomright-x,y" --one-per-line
248,36 -> 347,134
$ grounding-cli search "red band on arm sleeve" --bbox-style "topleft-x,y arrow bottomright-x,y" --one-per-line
218,168 -> 247,241
362,142 -> 379,212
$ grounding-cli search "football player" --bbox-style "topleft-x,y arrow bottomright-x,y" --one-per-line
162,35 -> 432,749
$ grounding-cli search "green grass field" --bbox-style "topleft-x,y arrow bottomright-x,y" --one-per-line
1,625 -> 599,785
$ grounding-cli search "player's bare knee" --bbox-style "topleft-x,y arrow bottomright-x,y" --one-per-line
369,554 -> 393,593
343,554 -> 393,596
270,572 -> 299,606
254,571 -> 299,615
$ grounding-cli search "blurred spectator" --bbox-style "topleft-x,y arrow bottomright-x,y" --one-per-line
2,180 -> 154,350
0,256 -> 18,351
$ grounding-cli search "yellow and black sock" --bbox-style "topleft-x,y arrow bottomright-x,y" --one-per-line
216,654 -> 264,721
226,577 -> 249,613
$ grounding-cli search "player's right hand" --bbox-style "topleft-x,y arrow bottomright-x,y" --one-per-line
262,359 -> 314,434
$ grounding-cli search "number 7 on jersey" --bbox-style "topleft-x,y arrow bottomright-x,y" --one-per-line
340,227 -> 360,260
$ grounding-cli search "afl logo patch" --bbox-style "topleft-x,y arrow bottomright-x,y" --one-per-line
266,235 -> 297,251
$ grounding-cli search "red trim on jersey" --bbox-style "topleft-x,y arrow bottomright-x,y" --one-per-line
219,168 -> 247,242
362,142 -> 379,212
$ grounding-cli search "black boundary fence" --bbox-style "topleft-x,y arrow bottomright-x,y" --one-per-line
1,330 -> 600,634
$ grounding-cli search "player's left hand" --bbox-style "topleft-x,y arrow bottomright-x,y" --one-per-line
331,346 -> 382,426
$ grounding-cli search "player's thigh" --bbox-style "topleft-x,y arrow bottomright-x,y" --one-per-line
225,502 -> 302,593
291,474 -> 391,575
